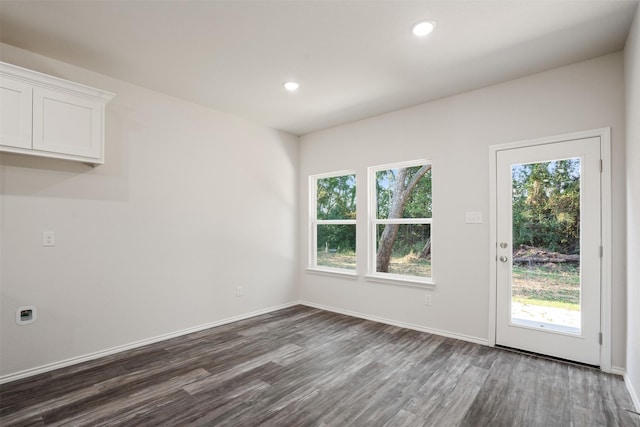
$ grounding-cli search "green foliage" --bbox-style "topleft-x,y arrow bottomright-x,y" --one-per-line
403,168 -> 432,219
376,224 -> 430,257
317,175 -> 356,220
376,166 -> 432,219
317,224 -> 356,252
315,166 -> 433,258
316,175 -> 356,252
512,159 -> 580,253
376,166 -> 432,257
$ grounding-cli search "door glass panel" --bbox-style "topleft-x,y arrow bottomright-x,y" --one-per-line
510,158 -> 581,335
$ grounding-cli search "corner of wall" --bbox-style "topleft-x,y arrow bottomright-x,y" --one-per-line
624,1 -> 640,412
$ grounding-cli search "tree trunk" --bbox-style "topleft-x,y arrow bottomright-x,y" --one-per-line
376,165 -> 431,272
376,224 -> 400,272
419,237 -> 431,259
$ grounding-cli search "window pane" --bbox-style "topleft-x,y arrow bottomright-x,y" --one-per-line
317,174 -> 356,220
376,165 -> 431,219
511,158 -> 581,334
317,224 -> 356,270
376,224 -> 431,277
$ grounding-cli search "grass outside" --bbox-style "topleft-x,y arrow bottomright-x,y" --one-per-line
386,252 -> 431,277
316,251 -> 432,277
316,250 -> 579,312
512,263 -> 580,311
317,251 -> 357,270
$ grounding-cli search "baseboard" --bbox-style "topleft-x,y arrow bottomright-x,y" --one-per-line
0,301 -> 299,385
300,300 -> 488,346
611,366 -> 626,376
625,373 -> 640,412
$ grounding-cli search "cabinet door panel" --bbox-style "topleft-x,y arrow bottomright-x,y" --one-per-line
33,87 -> 102,159
0,77 -> 32,149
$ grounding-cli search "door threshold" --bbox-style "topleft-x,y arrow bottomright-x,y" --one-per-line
511,317 -> 581,336
495,345 -> 600,370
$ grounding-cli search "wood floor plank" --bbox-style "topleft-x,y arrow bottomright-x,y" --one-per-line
183,343 -> 302,395
47,368 -> 210,427
1,305 -> 638,427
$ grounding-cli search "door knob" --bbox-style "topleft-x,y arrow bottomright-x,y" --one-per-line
499,256 -> 508,262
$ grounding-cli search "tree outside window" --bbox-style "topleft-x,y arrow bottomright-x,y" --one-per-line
370,161 -> 432,280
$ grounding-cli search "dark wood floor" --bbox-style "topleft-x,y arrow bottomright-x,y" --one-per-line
1,305 -> 638,426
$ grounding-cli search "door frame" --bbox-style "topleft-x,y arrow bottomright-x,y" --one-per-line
488,127 -> 612,372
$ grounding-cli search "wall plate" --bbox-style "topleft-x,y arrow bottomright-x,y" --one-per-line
16,306 -> 37,325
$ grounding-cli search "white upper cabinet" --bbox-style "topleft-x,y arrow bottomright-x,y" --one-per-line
0,76 -> 32,150
0,62 -> 115,165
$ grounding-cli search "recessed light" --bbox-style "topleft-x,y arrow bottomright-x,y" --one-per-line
283,81 -> 300,92
412,21 -> 435,37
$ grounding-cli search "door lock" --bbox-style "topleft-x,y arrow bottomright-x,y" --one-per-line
499,242 -> 508,248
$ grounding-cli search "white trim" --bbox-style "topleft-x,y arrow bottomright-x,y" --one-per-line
367,159 -> 433,281
365,274 -> 435,289
599,128 -> 612,373
308,170 -> 357,270
488,127 -> 612,372
309,175 -> 316,269
310,169 -> 357,180
306,267 -> 358,278
1,61 -> 115,102
369,158 -> 431,172
488,128 -> 610,152
374,218 -> 432,225
315,219 -> 357,225
625,372 -> 640,412
488,143 -> 498,347
0,302 -> 298,385
300,300 -> 487,346
611,366 -> 626,376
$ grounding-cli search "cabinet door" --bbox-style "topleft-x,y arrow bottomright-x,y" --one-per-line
33,87 -> 103,160
0,77 -> 33,149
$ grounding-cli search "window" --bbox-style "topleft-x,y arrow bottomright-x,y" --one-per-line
310,171 -> 357,272
369,160 -> 432,283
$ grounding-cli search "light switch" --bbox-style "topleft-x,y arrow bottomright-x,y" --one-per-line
465,212 -> 483,224
42,231 -> 55,246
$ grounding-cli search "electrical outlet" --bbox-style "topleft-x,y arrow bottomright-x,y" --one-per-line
42,231 -> 55,247
424,295 -> 432,306
236,286 -> 244,297
465,212 -> 483,224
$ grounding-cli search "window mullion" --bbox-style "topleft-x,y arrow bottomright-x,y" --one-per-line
310,171 -> 357,272
368,159 -> 433,282
373,218 -> 432,225
316,219 -> 357,225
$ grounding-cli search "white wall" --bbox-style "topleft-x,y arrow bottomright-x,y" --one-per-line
0,44 -> 299,379
299,52 -> 627,368
625,4 -> 640,410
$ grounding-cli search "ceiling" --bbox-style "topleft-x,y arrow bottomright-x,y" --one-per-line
0,1 -> 638,136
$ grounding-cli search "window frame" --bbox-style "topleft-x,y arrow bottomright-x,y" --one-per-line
367,159 -> 434,287
308,170 -> 358,275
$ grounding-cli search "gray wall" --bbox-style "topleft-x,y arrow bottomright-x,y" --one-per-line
0,44 -> 299,379
299,52 -> 627,369
624,3 -> 640,410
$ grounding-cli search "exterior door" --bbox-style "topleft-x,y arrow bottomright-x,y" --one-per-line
495,136 -> 602,366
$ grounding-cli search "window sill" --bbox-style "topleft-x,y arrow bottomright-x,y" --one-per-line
365,274 -> 436,290
306,267 -> 359,279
